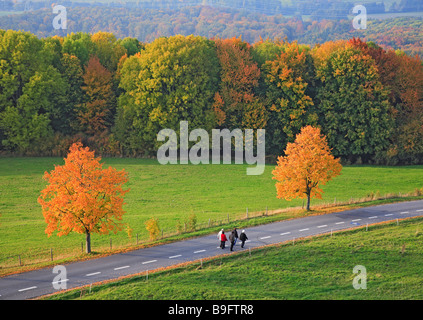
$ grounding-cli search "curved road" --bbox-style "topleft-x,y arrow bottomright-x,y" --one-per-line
1,199 -> 423,300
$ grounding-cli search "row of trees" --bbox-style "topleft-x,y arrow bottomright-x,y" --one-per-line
0,30 -> 422,164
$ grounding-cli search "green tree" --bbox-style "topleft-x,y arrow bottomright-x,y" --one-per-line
0,66 -> 67,153
261,41 -> 317,156
62,32 -> 94,67
0,30 -> 45,113
0,30 -> 68,153
60,53 -> 84,134
116,37 -> 144,57
91,32 -> 127,72
115,35 -> 220,155
313,43 -> 393,163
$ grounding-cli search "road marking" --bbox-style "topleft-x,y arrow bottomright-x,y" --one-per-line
194,250 -> 206,254
86,272 -> 101,277
400,211 -> 409,214
369,216 -> 378,219
299,228 -> 309,232
280,232 -> 291,236
260,236 -> 271,240
335,222 -> 345,225
142,260 -> 157,265
385,214 -> 394,217
169,255 -> 182,259
18,286 -> 37,292
317,225 -> 328,228
352,219 -> 362,222
114,266 -> 130,271
416,209 -> 423,212
52,279 -> 69,285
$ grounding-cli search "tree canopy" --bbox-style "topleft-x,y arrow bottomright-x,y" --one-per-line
0,30 -> 422,165
272,126 -> 342,211
38,142 -> 129,253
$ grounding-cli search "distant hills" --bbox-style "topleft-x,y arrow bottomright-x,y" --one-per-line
2,0 -> 423,18
0,4 -> 422,58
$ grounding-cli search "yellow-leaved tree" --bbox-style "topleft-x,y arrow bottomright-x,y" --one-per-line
272,126 -> 342,211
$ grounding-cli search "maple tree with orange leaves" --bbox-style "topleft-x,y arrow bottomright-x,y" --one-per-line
272,126 -> 342,211
38,142 -> 129,253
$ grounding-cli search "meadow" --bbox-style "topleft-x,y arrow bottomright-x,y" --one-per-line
0,157 -> 423,270
45,217 -> 423,300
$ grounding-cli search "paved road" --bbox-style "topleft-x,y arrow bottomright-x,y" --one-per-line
1,199 -> 423,300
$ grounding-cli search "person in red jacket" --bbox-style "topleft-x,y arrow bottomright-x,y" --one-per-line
220,230 -> 228,249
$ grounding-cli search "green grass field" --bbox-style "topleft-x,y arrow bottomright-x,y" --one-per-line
44,217 -> 423,300
0,157 -> 422,270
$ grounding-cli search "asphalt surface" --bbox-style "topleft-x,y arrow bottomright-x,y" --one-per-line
1,199 -> 423,300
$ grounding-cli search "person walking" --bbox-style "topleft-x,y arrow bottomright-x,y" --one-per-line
217,228 -> 223,241
229,230 -> 236,251
220,230 -> 228,249
239,230 -> 248,248
233,228 -> 239,246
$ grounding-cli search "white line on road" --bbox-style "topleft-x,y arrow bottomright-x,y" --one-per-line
385,214 -> 394,217
52,279 -> 69,285
86,272 -> 101,277
352,219 -> 362,222
369,216 -> 378,219
18,286 -> 37,292
280,232 -> 291,236
416,209 -> 423,212
260,236 -> 271,240
194,250 -> 206,254
400,212 -> 409,214
142,260 -> 157,265
114,266 -> 130,271
317,225 -> 328,228
299,228 -> 309,232
169,255 -> 182,259
335,222 -> 345,225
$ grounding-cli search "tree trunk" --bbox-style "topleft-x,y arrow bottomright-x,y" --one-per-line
85,231 -> 91,254
306,193 -> 311,211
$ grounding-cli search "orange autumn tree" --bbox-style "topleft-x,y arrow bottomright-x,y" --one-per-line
38,142 -> 129,253
272,126 -> 342,211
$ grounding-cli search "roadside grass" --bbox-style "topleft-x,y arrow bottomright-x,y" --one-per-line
0,157 -> 422,274
44,217 -> 423,300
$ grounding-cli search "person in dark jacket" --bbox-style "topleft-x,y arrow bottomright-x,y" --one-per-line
233,228 -> 239,246
229,230 -> 236,251
239,230 -> 248,248
220,231 -> 228,249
